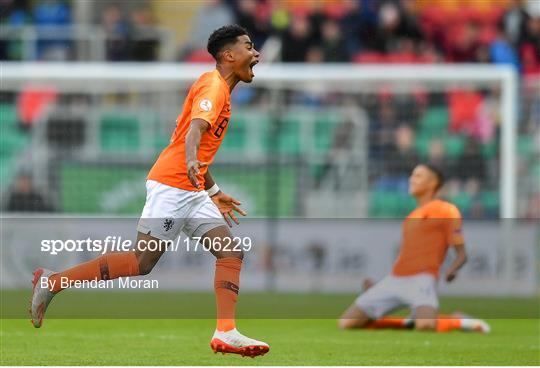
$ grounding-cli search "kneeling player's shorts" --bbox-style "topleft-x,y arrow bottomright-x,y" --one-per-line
137,180 -> 227,240
355,273 -> 438,319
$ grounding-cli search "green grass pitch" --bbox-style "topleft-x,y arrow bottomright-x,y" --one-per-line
1,291 -> 538,365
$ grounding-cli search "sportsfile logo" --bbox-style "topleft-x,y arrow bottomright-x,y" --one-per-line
40,235 -> 253,255
40,236 -> 174,255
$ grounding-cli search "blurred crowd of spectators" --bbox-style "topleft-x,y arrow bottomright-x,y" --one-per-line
365,94 -> 496,218
100,4 -> 161,61
185,0 -> 540,75
1,0 -> 70,60
2,0 -> 539,72
0,0 -> 161,61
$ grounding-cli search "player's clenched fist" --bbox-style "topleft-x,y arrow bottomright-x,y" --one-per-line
187,160 -> 208,188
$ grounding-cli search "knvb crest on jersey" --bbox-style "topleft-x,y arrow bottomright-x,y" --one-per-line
163,218 -> 174,232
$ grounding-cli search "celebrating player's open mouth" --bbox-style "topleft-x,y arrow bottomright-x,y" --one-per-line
241,40 -> 259,82
249,59 -> 259,79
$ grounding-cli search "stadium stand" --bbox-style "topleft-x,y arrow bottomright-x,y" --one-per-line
1,0 -> 538,220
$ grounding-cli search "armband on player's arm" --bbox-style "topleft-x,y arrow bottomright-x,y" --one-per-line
447,205 -> 464,246
445,205 -> 466,282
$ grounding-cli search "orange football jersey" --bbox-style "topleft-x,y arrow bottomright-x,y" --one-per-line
392,199 -> 464,278
147,70 -> 231,191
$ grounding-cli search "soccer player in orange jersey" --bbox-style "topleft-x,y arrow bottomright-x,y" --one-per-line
338,164 -> 490,333
30,25 -> 270,356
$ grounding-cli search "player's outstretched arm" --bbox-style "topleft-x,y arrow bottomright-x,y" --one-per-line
186,118 -> 210,188
445,243 -> 467,282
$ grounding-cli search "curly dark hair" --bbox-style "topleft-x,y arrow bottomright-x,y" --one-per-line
422,163 -> 445,191
207,24 -> 249,60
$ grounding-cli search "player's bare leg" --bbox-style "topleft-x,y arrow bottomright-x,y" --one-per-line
338,278 -> 397,329
133,232 -> 168,275
338,304 -> 371,329
415,306 -> 490,333
30,232 -> 165,328
414,306 -> 438,331
202,225 -> 269,357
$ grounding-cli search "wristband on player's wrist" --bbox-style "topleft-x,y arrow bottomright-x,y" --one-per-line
206,184 -> 220,197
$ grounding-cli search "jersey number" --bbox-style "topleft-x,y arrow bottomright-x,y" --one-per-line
214,118 -> 229,138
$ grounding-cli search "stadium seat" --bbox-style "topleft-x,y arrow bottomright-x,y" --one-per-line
416,52 -> 439,64
0,127 -> 29,156
0,156 -> 16,185
481,191 -> 499,217
397,193 -> 416,215
450,192 -> 472,215
280,126 -> 301,154
314,114 -> 337,153
264,112 -> 301,155
18,87 -> 57,128
368,191 -> 385,217
478,25 -> 497,45
419,106 -> 449,136
220,114 -> 247,152
153,135 -> 170,153
352,52 -> 384,64
369,190 -> 402,217
0,117 -> 31,193
517,135 -> 534,159
387,53 -> 418,64
323,2 -> 346,19
0,104 -> 18,128
99,112 -> 141,152
444,135 -> 466,159
414,134 -> 431,159
481,140 -> 497,159
484,6 -> 505,24
448,90 -> 484,133
419,4 -> 449,27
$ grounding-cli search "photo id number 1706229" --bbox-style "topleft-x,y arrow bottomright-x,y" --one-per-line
185,236 -> 252,252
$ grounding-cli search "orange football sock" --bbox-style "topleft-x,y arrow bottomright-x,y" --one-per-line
436,317 -> 462,332
214,257 -> 242,332
48,252 -> 140,293
367,317 -> 409,329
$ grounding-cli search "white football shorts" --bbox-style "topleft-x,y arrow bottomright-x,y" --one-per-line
355,273 -> 439,320
137,179 -> 226,240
